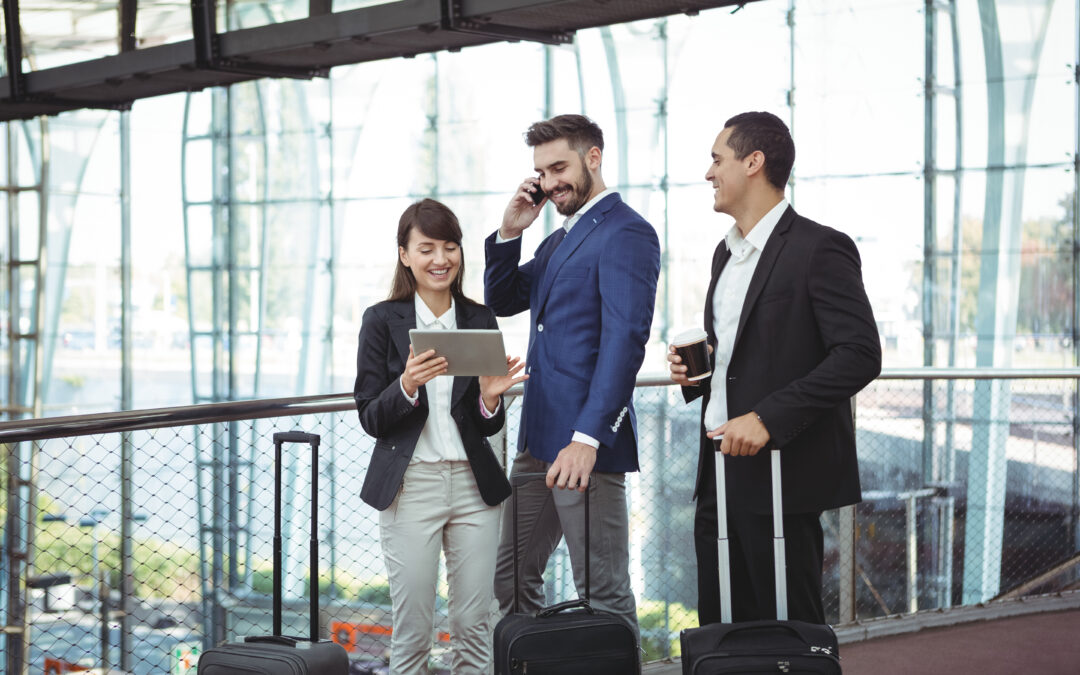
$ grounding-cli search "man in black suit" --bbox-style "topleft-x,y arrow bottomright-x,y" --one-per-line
668,111 -> 881,625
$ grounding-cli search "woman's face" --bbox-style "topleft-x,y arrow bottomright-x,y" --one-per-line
399,227 -> 461,296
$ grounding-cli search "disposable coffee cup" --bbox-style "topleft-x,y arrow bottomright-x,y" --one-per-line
672,328 -> 712,381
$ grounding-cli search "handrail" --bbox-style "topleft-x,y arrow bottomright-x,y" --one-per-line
1,368 -> 1078,444
875,368 -> 1080,379
0,392 -> 356,444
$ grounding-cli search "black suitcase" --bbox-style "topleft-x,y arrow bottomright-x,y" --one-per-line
679,448 -> 841,674
493,472 -> 640,674
198,431 -> 349,675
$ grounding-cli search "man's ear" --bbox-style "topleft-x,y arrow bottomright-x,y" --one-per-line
586,145 -> 603,171
745,150 -> 766,177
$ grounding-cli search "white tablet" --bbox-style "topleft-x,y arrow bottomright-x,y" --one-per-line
409,329 -> 509,376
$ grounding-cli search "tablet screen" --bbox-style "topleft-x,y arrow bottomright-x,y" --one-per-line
408,329 -> 508,376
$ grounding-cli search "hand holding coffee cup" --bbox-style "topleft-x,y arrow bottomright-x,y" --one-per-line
669,328 -> 713,384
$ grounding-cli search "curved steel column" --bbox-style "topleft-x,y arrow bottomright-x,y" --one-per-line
964,0 -> 1056,605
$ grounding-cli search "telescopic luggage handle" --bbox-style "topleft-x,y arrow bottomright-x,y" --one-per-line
509,472 -> 593,615
714,444 -> 787,623
271,430 -> 322,641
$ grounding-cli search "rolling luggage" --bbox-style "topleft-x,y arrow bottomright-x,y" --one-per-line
679,448 -> 841,674
197,431 -> 349,675
493,472 -> 640,674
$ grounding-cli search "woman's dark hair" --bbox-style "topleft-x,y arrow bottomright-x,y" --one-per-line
388,198 -> 478,305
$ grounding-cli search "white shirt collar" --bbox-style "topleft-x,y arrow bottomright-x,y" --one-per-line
723,198 -> 789,261
415,294 -> 456,329
564,186 -> 617,233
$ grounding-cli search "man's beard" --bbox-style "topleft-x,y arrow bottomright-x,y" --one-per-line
555,168 -> 594,217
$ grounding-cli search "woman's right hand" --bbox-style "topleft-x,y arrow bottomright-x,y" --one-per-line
401,346 -> 447,397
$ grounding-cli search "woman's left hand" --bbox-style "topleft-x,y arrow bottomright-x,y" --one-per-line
480,356 -> 528,411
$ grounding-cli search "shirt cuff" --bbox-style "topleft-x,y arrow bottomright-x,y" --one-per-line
572,431 -> 599,449
479,393 -> 501,418
495,231 -> 522,244
399,377 -> 419,406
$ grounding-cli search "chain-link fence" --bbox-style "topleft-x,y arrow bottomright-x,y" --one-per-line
2,373 -> 1079,674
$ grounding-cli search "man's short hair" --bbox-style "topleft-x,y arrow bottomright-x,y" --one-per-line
524,114 -> 604,156
723,111 -> 795,190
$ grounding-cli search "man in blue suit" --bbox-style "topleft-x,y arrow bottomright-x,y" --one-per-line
485,114 -> 661,640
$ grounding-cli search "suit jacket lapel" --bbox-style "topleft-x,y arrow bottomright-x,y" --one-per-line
536,193 -> 620,313
704,241 -> 731,345
388,300 -> 427,408
731,206 -> 795,352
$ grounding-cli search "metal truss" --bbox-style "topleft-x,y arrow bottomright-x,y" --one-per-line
0,0 -> 759,122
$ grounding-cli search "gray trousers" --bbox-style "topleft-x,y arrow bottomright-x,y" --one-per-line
493,450 -> 640,642
380,461 -> 500,675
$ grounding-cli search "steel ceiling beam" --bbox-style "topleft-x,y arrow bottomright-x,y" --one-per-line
0,0 -> 760,121
119,0 -> 137,52
442,0 -> 572,46
2,0 -> 24,101
191,0 -> 328,80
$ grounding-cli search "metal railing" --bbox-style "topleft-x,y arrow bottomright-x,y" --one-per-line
0,369 -> 1078,674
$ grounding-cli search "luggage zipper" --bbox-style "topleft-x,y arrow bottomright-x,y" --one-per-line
504,624 -> 638,672
693,651 -> 840,671
512,649 -> 635,673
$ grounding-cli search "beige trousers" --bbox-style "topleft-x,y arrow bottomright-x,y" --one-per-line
380,460 -> 500,675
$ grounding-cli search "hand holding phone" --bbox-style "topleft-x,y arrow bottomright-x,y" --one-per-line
530,180 -> 546,206
501,177 -> 545,240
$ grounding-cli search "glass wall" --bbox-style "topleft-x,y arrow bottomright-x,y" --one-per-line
1,0 -> 1078,667
4,0 -> 1075,415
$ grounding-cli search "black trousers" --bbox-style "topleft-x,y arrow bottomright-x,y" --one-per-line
694,454 -> 825,626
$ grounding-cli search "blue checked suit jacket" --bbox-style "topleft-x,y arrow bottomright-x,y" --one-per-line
484,192 -> 661,473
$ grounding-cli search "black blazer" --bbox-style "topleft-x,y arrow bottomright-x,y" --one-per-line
684,206 -> 882,514
354,297 -> 512,511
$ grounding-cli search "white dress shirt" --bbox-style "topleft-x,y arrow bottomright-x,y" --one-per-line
704,199 -> 789,432
399,295 -> 500,461
495,187 -> 617,450
561,186 -> 616,235
401,295 -> 469,463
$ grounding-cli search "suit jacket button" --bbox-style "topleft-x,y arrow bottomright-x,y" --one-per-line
538,323 -> 544,332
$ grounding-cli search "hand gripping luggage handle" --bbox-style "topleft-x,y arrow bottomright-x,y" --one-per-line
272,431 -> 322,642
509,472 -> 591,615
714,445 -> 786,622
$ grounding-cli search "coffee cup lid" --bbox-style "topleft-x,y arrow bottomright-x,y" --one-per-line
672,327 -> 708,346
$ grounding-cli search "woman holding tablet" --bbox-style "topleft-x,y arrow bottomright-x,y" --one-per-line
354,198 -> 526,675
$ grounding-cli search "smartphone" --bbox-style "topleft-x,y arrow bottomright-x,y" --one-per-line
530,182 -> 546,205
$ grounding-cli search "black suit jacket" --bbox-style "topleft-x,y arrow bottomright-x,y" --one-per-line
684,206 -> 882,514
353,297 -> 512,511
